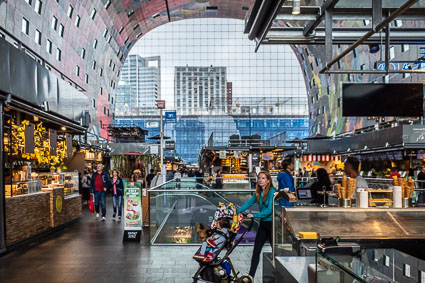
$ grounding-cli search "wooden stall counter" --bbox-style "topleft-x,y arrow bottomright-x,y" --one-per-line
5,192 -> 50,244
64,194 -> 82,222
42,187 -> 66,228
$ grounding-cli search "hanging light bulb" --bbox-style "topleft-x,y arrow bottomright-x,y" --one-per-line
292,0 -> 301,15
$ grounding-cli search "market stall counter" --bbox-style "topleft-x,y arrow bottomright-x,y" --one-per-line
263,203 -> 425,283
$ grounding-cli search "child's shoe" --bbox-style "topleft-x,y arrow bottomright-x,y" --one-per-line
204,252 -> 216,262
193,253 -> 205,261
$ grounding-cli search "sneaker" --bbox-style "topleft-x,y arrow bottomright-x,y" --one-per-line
102,217 -> 106,221
96,213 -> 100,218
118,216 -> 122,221
192,254 -> 205,261
112,215 -> 116,221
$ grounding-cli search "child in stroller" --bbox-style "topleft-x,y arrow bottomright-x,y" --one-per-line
193,217 -> 230,262
192,202 -> 254,283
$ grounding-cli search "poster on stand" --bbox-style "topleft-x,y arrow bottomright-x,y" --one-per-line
123,181 -> 142,241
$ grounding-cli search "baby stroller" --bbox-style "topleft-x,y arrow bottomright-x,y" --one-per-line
192,202 -> 254,283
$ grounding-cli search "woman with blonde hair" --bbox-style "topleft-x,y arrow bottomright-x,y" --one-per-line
237,171 -> 277,280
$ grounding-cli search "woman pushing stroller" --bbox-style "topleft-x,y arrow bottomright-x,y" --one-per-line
237,171 -> 276,280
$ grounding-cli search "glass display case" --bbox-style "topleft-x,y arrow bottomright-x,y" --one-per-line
274,206 -> 425,257
222,174 -> 249,189
37,171 -> 79,195
5,180 -> 42,197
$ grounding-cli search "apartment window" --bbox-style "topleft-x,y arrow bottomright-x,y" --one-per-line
111,97 -> 114,105
124,37 -> 129,44
118,26 -> 124,34
75,15 -> 81,27
58,24 -> 64,37
34,0 -> 42,15
128,9 -> 134,17
51,16 -> 58,30
46,39 -> 52,54
108,59 -> 112,67
92,98 -> 96,109
103,107 -> 106,115
24,0 -> 32,6
133,23 -> 140,30
112,64 -> 116,71
90,8 -> 97,20
56,48 -> 61,61
85,74 -> 89,84
100,87 -> 103,95
75,65 -> 80,76
107,93 -> 110,102
104,0 -> 111,9
100,120 -> 103,129
390,46 -> 395,59
67,5 -> 74,18
22,18 -> 29,35
93,39 -> 98,49
402,44 -> 409,52
103,28 -> 108,38
81,48 -> 85,59
99,68 -> 103,77
35,29 -> 41,45
92,60 -> 96,70
107,109 -> 110,117
107,35 -> 112,44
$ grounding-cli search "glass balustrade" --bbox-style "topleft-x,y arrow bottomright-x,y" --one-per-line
149,179 -> 260,245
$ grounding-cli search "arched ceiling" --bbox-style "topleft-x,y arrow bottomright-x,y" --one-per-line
106,0 -> 254,59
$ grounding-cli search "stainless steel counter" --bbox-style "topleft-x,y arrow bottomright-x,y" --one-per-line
284,207 -> 425,240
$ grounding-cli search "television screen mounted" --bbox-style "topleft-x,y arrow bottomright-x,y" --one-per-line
342,83 -> 424,117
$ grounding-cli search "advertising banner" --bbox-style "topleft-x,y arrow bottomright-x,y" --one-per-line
123,181 -> 142,241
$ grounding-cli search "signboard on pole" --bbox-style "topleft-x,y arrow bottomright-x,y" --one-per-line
219,151 -> 227,159
123,181 -> 142,241
156,100 -> 165,109
165,111 -> 177,122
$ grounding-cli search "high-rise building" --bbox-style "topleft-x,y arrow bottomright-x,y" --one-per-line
175,66 -> 227,115
116,55 -> 161,116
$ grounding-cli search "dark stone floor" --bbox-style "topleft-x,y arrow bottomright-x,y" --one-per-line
0,199 -> 268,283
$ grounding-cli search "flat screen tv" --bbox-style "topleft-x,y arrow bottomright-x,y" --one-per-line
342,83 -> 424,117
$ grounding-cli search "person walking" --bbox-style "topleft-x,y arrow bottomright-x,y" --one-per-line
277,157 -> 295,207
236,171 -> 277,280
249,168 -> 257,190
90,164 -> 110,221
215,170 -> 223,189
81,169 -> 91,205
146,169 -> 156,188
111,169 -> 124,221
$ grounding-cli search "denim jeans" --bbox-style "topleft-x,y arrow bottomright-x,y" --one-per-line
94,191 -> 106,217
112,195 -> 123,217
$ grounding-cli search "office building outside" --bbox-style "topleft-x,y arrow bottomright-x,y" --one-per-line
116,55 -> 161,116
175,66 -> 228,115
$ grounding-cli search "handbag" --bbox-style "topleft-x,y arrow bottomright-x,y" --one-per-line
88,194 -> 94,214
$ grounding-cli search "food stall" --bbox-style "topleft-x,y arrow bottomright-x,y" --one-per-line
262,179 -> 425,282
3,106 -> 85,246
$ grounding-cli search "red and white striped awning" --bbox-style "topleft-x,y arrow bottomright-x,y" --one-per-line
300,155 -> 340,162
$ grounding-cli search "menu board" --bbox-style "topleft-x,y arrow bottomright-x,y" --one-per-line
123,181 -> 142,241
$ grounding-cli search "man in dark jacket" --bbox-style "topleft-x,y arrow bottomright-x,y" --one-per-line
90,163 -> 111,221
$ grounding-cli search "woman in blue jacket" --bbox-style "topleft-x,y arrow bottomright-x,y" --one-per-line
111,169 -> 124,221
237,171 -> 277,279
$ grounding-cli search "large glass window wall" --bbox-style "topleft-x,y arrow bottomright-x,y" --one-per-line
116,18 -> 309,163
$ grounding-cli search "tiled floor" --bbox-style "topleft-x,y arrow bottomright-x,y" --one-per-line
0,201 -> 270,282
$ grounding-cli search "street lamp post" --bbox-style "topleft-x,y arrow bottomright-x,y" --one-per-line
156,100 -> 166,183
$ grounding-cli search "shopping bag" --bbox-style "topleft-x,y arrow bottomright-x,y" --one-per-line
88,194 -> 94,214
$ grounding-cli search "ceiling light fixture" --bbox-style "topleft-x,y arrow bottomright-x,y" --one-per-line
292,0 -> 301,15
